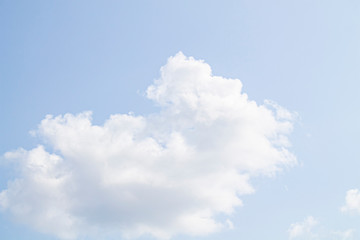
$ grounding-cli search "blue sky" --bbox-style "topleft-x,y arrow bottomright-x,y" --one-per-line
1,1 -> 360,240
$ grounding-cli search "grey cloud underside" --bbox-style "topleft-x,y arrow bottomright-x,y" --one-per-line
0,52 -> 296,239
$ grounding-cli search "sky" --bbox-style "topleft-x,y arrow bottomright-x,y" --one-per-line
0,0 -> 360,240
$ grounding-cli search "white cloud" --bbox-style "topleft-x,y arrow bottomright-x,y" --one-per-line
0,52 -> 296,239
288,216 -> 318,239
288,216 -> 355,240
341,189 -> 360,214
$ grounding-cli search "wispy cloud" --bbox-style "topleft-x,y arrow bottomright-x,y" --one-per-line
288,216 -> 318,239
0,52 -> 296,239
288,216 -> 355,240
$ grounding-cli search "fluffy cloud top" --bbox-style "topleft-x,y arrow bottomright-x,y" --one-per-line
0,52 -> 296,239
341,189 -> 360,214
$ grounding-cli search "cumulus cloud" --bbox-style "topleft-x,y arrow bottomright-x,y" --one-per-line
341,189 -> 360,214
0,52 -> 296,239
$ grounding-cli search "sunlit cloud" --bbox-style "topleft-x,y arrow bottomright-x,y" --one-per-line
0,52 -> 296,239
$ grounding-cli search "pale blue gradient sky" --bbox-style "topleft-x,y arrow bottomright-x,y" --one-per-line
1,1 -> 360,239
